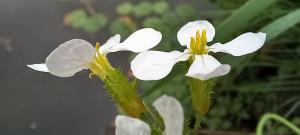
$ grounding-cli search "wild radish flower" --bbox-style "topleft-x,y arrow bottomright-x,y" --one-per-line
27,28 -> 162,78
131,20 -> 266,81
115,95 -> 184,135
27,28 -> 162,117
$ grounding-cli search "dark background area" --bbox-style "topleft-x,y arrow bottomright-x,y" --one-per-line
0,1 -> 128,135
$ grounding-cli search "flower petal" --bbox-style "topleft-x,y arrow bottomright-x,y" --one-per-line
99,34 -> 121,54
27,63 -> 49,72
115,115 -> 151,135
209,32 -> 266,56
45,39 -> 95,77
186,54 -> 230,80
131,50 -> 190,80
112,28 -> 162,53
153,95 -> 184,135
177,20 -> 215,47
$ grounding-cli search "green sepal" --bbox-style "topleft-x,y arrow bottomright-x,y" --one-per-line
104,68 -> 145,118
187,78 -> 214,115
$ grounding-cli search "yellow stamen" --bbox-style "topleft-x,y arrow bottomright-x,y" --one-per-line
95,42 -> 101,48
196,30 -> 202,51
201,30 -> 207,46
190,37 -> 196,53
189,29 -> 208,54
88,42 -> 113,80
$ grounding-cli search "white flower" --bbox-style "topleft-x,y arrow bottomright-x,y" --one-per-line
131,20 -> 266,80
115,95 -> 184,135
27,28 -> 162,77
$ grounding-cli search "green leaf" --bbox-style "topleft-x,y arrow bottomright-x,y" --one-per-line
65,9 -> 107,33
81,14 -> 107,33
133,2 -> 153,17
110,17 -> 137,36
116,2 -> 133,15
220,9 -> 300,81
175,4 -> 196,19
215,0 -> 278,42
91,14 -> 107,27
66,9 -> 88,28
260,9 -> 300,41
153,1 -> 169,14
143,17 -> 163,28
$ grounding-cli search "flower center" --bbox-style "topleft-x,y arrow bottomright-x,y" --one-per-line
189,30 -> 208,55
88,42 -> 113,80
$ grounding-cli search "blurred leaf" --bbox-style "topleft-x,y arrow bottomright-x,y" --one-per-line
64,9 -> 107,33
153,1 -> 169,14
215,0 -> 278,42
116,2 -> 133,15
175,4 -> 196,19
82,14 -> 107,33
212,0 -> 248,9
133,2 -> 153,17
220,9 -> 300,81
261,9 -> 300,41
143,17 -> 164,29
110,16 -> 137,36
64,9 -> 87,28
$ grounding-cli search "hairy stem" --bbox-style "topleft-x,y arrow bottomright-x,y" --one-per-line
193,113 -> 203,135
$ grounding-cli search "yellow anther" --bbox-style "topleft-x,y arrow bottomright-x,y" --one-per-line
189,30 -> 208,54
190,37 -> 196,53
95,42 -> 101,49
196,30 -> 202,51
201,30 -> 207,45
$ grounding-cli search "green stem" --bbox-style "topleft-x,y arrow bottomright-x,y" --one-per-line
143,102 -> 164,129
256,113 -> 300,135
193,113 -> 203,135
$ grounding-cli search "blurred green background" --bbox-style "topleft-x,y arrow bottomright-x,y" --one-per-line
1,0 -> 299,135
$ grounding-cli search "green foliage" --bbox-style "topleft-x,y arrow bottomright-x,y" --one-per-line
256,113 -> 300,135
261,9 -> 300,41
65,9 -> 86,28
65,9 -> 107,33
143,17 -> 163,28
109,17 -> 137,36
116,1 -> 170,17
175,4 -> 196,20
215,0 -> 278,42
153,1 -> 169,14
116,2 -> 133,15
133,2 -> 153,17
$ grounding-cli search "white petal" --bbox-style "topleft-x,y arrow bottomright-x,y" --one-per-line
115,115 -> 151,135
45,39 -> 95,77
131,50 -> 190,80
112,28 -> 162,53
177,20 -> 215,47
153,95 -> 184,135
209,32 -> 266,56
99,34 -> 121,54
27,63 -> 49,72
186,54 -> 230,80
